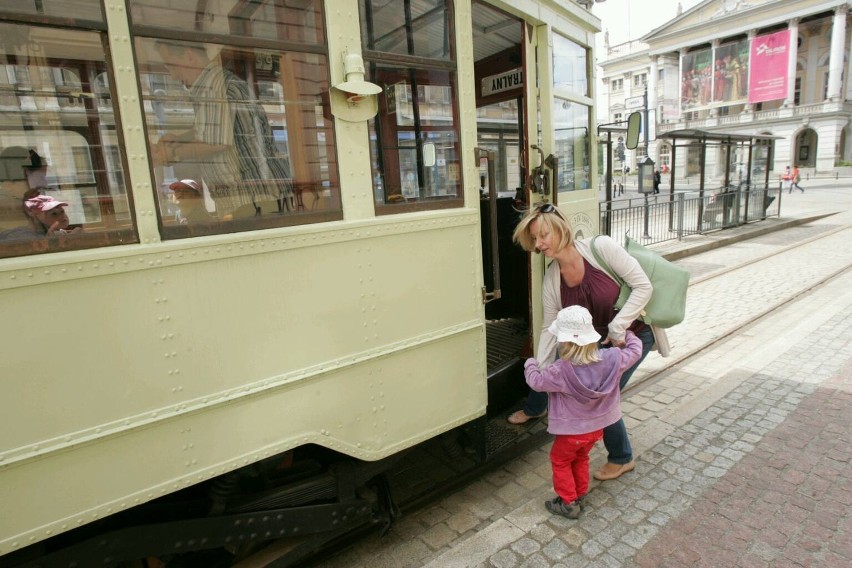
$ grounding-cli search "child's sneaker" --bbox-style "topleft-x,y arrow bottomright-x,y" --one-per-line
545,496 -> 582,519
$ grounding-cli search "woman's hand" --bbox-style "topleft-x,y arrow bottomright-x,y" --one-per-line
603,335 -> 625,348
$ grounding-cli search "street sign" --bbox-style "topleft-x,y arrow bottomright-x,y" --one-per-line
625,95 -> 644,110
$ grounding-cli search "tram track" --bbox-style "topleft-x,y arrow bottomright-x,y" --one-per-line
628,221 -> 852,392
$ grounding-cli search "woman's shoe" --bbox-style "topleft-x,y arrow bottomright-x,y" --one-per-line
593,460 -> 635,481
507,409 -> 547,425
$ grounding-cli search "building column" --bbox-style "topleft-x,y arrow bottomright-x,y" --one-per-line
827,4 -> 848,101
709,39 -> 720,117
648,56 -> 659,163
784,18 -> 799,107
744,30 -> 756,112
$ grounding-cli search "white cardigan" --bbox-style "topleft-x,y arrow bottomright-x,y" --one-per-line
536,235 -> 671,365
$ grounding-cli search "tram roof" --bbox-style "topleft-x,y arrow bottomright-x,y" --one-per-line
658,129 -> 782,144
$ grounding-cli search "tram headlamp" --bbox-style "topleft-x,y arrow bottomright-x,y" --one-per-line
330,51 -> 382,121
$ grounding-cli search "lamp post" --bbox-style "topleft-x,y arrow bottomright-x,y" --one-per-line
637,155 -> 655,238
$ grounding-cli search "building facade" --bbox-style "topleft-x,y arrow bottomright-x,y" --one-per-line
599,0 -> 851,180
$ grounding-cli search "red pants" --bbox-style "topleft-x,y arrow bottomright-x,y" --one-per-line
550,430 -> 603,502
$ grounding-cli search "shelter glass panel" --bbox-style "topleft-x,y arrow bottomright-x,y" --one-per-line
133,2 -> 341,239
553,99 -> 590,191
0,22 -> 137,259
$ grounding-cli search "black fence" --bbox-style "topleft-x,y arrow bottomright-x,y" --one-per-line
599,185 -> 782,245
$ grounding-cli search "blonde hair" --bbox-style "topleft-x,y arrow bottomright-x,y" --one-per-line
558,341 -> 601,365
512,203 -> 574,253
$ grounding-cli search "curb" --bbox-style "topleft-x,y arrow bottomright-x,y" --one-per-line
655,213 -> 838,261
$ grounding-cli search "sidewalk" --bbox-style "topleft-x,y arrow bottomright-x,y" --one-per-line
317,183 -> 852,568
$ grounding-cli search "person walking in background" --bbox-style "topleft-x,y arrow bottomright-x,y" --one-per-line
790,166 -> 804,193
525,306 -> 642,519
781,166 -> 792,193
653,170 -> 661,194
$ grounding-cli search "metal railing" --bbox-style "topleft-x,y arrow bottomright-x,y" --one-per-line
599,185 -> 782,245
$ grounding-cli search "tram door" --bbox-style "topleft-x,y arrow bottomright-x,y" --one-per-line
472,2 -> 532,415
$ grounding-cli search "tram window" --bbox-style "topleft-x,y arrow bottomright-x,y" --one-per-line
553,100 -> 591,192
130,0 -> 325,46
360,1 -> 463,213
0,22 -> 137,259
132,0 -> 341,238
0,0 -> 103,22
359,0 -> 453,60
136,38 -> 340,236
552,34 -> 589,98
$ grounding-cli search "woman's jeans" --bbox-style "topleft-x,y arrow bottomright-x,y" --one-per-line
524,326 -> 655,464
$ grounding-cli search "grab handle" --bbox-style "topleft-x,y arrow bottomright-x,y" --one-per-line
475,147 -> 501,304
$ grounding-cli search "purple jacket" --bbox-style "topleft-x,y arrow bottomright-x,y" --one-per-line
524,331 -> 642,435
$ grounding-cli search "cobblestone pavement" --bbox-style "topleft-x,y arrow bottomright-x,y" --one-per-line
316,186 -> 852,568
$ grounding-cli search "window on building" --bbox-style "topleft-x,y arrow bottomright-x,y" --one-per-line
633,73 -> 646,88
658,69 -> 664,81
611,78 -> 623,91
132,0 -> 340,239
794,77 -> 801,105
361,0 -> 462,212
613,113 -> 622,123
0,15 -> 137,259
823,72 -> 829,101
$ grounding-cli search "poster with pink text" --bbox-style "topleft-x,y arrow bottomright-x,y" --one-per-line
748,30 -> 790,104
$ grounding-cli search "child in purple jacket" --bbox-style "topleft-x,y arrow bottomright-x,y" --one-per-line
524,305 -> 642,519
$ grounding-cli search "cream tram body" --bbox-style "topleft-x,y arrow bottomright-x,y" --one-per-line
0,0 -> 600,561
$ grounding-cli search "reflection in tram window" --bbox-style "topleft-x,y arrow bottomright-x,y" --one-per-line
476,99 -> 521,196
0,0 -> 103,21
553,100 -> 591,192
360,0 -> 462,212
132,0 -> 340,237
0,22 -> 137,259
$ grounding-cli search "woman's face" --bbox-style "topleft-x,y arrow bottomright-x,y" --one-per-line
530,217 -> 562,257
34,206 -> 70,230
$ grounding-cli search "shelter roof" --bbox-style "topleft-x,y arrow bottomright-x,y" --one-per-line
658,129 -> 782,144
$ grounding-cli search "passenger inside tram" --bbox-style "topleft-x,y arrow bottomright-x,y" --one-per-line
0,147 -> 84,249
152,40 -> 293,220
169,179 -> 213,224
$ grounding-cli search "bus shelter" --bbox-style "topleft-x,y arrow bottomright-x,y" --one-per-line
657,129 -> 782,229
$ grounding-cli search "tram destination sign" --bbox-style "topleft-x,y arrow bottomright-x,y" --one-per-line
482,68 -> 523,97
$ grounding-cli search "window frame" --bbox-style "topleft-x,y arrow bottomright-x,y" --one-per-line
360,0 -> 464,215
130,1 -> 343,239
0,15 -> 139,260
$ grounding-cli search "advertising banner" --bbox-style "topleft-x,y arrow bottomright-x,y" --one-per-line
713,40 -> 749,104
680,48 -> 712,111
748,30 -> 790,104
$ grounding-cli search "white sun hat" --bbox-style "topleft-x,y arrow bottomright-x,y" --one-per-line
548,305 -> 601,346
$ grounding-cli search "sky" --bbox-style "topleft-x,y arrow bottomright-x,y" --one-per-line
590,0 -> 705,49
589,0 -> 705,119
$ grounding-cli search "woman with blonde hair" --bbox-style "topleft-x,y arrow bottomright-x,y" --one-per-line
508,203 -> 669,481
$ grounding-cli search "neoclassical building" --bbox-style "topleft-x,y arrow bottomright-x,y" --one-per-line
599,0 -> 851,179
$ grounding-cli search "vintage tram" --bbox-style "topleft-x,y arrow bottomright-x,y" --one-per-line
0,1 -> 601,566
